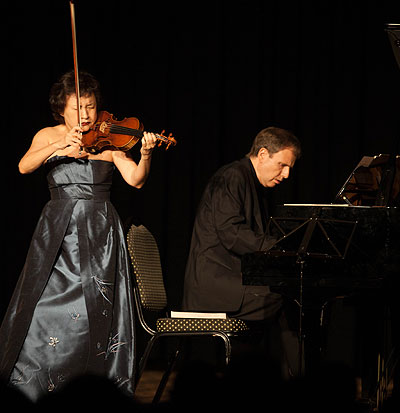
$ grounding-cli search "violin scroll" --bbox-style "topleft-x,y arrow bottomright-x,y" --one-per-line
157,130 -> 177,150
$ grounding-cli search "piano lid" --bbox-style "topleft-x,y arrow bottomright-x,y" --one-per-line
385,23 -> 400,71
334,154 -> 400,207
331,26 -> 400,207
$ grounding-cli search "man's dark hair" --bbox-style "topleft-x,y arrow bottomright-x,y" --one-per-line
49,70 -> 102,124
247,127 -> 301,159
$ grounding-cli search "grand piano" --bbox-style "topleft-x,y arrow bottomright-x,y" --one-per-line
241,155 -> 400,404
241,24 -> 400,407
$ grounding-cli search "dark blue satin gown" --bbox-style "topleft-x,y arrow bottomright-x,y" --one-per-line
0,156 -> 136,402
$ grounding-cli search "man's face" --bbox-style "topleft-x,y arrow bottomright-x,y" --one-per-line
255,147 -> 297,188
61,93 -> 97,132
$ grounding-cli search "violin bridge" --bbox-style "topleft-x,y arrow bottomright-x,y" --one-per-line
99,121 -> 110,134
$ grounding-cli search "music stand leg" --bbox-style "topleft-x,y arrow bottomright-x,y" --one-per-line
297,258 -> 305,376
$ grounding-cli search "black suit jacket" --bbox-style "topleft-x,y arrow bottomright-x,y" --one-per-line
182,157 -> 275,313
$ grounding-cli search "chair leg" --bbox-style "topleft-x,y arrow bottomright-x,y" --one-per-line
214,332 -> 232,365
135,335 -> 158,389
137,333 -> 232,402
152,346 -> 181,404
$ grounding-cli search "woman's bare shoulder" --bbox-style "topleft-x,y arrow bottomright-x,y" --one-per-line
34,124 -> 65,142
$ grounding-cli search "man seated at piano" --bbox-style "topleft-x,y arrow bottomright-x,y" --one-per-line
182,126 -> 301,372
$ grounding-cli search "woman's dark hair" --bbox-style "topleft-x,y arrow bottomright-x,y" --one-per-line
246,127 -> 301,159
49,70 -> 102,123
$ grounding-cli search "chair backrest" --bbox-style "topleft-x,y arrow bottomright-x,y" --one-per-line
126,224 -> 168,312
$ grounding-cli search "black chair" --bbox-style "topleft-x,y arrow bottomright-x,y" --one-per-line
126,224 -> 249,403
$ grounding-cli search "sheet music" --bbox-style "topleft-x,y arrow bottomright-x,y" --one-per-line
284,203 -> 349,207
283,204 -> 380,208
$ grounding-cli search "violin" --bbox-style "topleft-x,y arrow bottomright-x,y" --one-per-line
81,111 -> 177,154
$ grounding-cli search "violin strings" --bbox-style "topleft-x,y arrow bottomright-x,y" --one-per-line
109,124 -> 169,141
110,125 -> 142,137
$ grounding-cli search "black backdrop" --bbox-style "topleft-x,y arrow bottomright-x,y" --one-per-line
4,0 -> 400,318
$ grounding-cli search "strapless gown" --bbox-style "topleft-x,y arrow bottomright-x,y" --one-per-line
0,157 -> 136,401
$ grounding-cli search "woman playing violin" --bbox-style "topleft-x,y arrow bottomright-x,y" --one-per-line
19,70 -> 157,185
0,70 -> 156,402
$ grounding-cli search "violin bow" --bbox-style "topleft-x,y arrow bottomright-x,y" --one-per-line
69,0 -> 81,129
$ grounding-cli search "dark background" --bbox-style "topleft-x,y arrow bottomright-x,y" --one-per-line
4,0 -> 400,319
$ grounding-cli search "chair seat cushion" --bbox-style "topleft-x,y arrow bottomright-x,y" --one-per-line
156,317 -> 249,333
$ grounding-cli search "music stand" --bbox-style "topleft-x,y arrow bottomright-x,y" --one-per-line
264,213 -> 358,376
